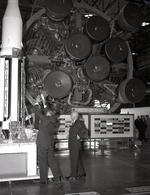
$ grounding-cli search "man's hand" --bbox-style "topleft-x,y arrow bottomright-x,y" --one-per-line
77,135 -> 80,140
41,90 -> 48,97
36,95 -> 42,103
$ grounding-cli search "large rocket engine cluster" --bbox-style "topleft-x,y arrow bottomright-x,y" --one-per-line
0,0 -> 147,130
24,0 -> 146,115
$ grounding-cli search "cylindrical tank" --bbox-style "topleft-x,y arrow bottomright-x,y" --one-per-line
117,3 -> 143,32
104,37 -> 128,63
1,0 -> 23,56
44,71 -> 72,98
85,55 -> 110,82
85,16 -> 110,42
45,0 -> 73,21
65,33 -> 92,61
118,78 -> 146,103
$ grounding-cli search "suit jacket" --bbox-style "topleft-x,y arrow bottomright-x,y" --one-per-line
32,105 -> 59,147
68,118 -> 88,148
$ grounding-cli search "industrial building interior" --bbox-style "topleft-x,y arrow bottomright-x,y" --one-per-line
0,0 -> 150,195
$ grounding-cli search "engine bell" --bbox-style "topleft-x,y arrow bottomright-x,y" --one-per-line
85,55 -> 110,82
44,71 -> 72,99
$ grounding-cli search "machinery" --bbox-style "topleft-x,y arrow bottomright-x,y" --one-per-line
0,0 -> 147,131
24,0 -> 146,116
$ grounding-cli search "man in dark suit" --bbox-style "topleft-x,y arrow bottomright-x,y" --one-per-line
32,96 -> 62,184
67,110 -> 89,180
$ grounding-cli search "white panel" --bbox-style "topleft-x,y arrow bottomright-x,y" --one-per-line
27,143 -> 37,176
121,107 -> 150,119
73,107 -> 106,113
0,143 -> 37,176
0,58 -> 5,121
90,114 -> 134,138
0,153 -> 27,176
10,58 -> 19,121
3,59 -> 10,119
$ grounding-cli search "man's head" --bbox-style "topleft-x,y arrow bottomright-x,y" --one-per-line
71,111 -> 79,122
43,107 -> 53,116
46,110 -> 53,116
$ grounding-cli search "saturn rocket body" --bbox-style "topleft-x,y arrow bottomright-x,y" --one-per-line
0,0 -> 23,129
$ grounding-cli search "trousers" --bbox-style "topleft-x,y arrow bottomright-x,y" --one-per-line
37,137 -> 62,182
69,141 -> 86,177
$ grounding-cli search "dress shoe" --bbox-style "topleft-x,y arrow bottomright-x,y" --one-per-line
78,173 -> 86,178
65,176 -> 78,181
40,178 -> 49,185
52,176 -> 63,183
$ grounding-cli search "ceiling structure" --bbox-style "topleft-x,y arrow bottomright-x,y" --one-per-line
0,0 -> 150,113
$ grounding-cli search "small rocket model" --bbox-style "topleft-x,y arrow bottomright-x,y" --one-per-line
0,0 -> 23,129
1,0 -> 22,56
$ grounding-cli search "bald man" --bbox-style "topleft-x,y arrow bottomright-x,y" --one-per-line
67,111 -> 89,180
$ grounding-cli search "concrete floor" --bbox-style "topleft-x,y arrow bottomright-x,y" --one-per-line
1,141 -> 150,195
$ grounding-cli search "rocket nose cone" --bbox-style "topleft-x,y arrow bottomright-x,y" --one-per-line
1,0 -> 23,54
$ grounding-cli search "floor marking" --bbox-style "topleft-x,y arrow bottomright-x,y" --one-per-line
121,192 -> 150,195
64,192 -> 100,195
126,186 -> 150,193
